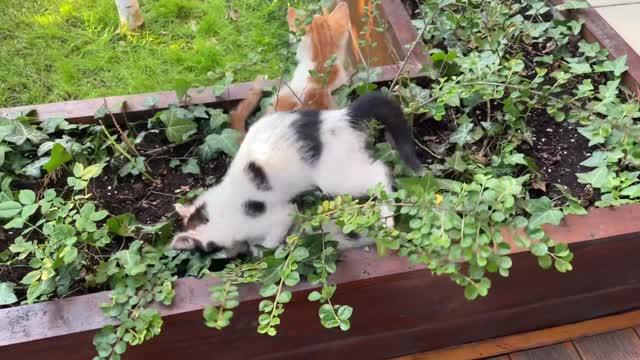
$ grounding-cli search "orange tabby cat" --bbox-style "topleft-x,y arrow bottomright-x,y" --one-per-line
229,2 -> 353,140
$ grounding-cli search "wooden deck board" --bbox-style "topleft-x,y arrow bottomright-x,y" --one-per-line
395,310 -> 640,360
573,329 -> 640,360
509,342 -> 582,360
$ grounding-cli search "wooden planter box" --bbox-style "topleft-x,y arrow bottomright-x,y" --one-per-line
2,1 -> 640,359
2,206 -> 640,359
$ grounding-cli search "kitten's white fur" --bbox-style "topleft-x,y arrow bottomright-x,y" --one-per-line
174,109 -> 392,253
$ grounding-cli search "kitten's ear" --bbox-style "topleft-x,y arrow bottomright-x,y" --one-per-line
174,203 -> 193,221
328,2 -> 350,33
170,231 -> 201,250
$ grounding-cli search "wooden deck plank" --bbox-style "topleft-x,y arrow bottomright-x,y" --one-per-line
509,342 -> 581,360
485,356 -> 511,360
574,329 -> 640,360
394,309 -> 640,360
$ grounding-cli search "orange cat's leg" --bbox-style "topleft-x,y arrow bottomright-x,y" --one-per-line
229,76 -> 265,142
273,93 -> 301,112
302,87 -> 333,110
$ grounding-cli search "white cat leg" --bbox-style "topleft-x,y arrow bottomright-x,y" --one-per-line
318,159 -> 395,228
261,204 -> 295,249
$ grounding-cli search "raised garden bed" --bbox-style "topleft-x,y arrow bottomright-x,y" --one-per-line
2,1 -> 640,359
2,206 -> 640,359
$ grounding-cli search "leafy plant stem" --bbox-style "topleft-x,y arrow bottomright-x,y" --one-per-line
98,120 -> 156,183
103,99 -> 141,156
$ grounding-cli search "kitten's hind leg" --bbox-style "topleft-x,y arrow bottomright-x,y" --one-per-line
257,203 -> 296,254
318,159 -> 395,228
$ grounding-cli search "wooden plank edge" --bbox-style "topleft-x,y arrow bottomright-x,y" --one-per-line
393,309 -> 640,360
0,79 -> 279,124
2,202 -> 640,347
4,230 -> 640,359
549,0 -> 640,96
381,0 -> 430,66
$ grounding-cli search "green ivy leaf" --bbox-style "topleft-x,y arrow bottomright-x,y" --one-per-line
21,270 -> 41,285
621,184 -> 640,198
277,291 -> 292,304
0,201 -> 22,218
555,1 -> 589,11
537,254 -> 553,269
284,271 -> 300,287
307,291 -> 321,302
464,284 -> 478,300
18,190 -> 35,205
525,197 -> 564,228
578,40 -> 601,57
259,300 -> 274,312
199,129 -> 241,160
174,79 -> 192,100
260,284 -> 278,297
181,158 -> 200,175
208,109 -> 230,131
292,247 -> 309,261
0,118 -> 16,141
43,143 -> 72,173
531,243 -> 549,256
4,121 -> 48,145
40,117 -> 75,134
576,166 -> 609,188
212,73 -> 234,97
81,164 -> 105,180
94,104 -> 108,119
0,144 -> 12,167
161,109 -> 198,144
337,305 -> 353,320
580,151 -> 608,168
114,341 -> 127,355
339,320 -> 351,331
595,55 -> 628,77
555,259 -> 573,272
567,62 -> 591,74
449,123 -> 481,145
0,282 -> 18,305
20,204 -> 38,219
21,158 -> 49,178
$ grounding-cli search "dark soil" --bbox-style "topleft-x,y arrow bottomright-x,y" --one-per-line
90,132 -> 230,225
520,110 -> 594,204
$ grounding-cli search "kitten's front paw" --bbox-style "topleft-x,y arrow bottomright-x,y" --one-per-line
249,245 -> 263,258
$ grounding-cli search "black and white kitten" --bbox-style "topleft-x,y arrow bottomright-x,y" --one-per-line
170,92 -> 422,255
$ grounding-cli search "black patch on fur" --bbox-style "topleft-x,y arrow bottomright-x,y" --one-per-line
345,232 -> 360,241
186,204 -> 208,230
245,161 -> 272,191
243,200 -> 266,218
347,92 -> 422,173
292,110 -> 323,165
195,240 -> 223,254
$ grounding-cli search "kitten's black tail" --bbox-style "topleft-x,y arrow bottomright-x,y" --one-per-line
348,92 -> 423,174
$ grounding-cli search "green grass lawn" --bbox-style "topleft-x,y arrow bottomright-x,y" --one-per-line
0,0 -> 295,108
